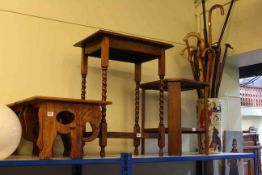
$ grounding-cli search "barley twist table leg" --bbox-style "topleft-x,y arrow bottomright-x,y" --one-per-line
81,48 -> 88,100
100,67 -> 108,157
81,76 -> 86,100
158,75 -> 165,156
134,80 -> 140,155
134,63 -> 141,155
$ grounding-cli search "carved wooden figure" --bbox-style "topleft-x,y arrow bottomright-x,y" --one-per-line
9,96 -> 111,160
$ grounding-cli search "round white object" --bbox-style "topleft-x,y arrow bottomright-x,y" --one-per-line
0,105 -> 22,159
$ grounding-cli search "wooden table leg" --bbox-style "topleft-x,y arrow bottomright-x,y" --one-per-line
19,106 -> 39,155
37,103 -> 57,160
141,89 -> 146,155
100,36 -> 109,157
134,63 -> 141,155
81,48 -> 88,100
79,44 -> 89,160
167,82 -> 182,155
158,49 -> 165,156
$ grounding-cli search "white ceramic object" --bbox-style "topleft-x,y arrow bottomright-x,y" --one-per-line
0,105 -> 22,159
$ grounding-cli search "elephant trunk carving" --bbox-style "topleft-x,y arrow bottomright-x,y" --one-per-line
83,123 -> 100,142
82,106 -> 101,142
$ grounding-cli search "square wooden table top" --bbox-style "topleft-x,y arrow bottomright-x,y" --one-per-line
140,78 -> 209,91
8,96 -> 112,107
74,30 -> 174,64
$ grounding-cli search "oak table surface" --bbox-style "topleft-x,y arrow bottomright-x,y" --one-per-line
8,96 -> 112,107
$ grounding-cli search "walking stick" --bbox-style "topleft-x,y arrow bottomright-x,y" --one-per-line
218,0 -> 235,45
183,32 -> 205,97
211,0 -> 235,97
208,4 -> 224,46
201,0 -> 209,48
208,4 -> 224,97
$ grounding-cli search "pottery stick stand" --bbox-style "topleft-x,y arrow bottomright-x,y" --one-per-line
204,86 -> 209,154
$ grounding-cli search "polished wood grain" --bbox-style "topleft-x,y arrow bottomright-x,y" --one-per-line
81,48 -> 88,100
9,96 -> 111,160
134,63 -> 141,155
19,106 -> 39,155
140,78 -> 209,156
74,30 -> 172,64
109,38 -> 161,56
168,82 -> 181,155
84,131 -> 159,139
100,36 -> 110,157
75,30 -> 173,157
144,127 -> 205,134
140,78 -> 209,91
158,48 -> 166,156
8,96 -> 111,106
141,89 -> 146,155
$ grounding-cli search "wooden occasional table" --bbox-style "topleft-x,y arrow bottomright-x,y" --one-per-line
74,30 -> 173,157
9,96 -> 111,160
140,78 -> 209,155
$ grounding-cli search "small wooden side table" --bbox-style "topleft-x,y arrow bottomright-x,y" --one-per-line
140,78 -> 209,155
74,30 -> 173,157
9,96 -> 111,160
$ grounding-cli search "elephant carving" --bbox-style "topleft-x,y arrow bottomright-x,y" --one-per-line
36,103 -> 101,160
11,102 -> 102,160
60,104 -> 101,159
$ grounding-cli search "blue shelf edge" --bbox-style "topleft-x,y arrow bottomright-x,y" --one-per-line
0,157 -> 121,167
0,152 -> 258,175
131,153 -> 256,163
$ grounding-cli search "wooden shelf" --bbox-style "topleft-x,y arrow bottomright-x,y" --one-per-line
143,127 -> 205,134
140,78 -> 208,91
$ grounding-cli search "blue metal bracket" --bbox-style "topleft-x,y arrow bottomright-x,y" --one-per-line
254,150 -> 259,175
120,153 -> 132,175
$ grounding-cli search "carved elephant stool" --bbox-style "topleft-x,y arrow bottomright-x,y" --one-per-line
9,96 -> 111,160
